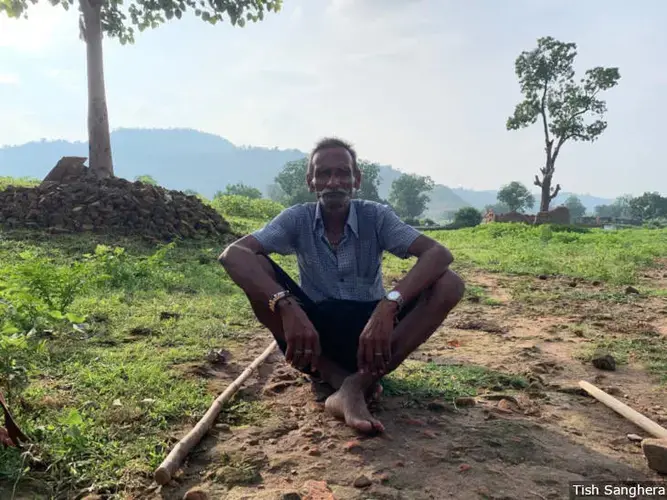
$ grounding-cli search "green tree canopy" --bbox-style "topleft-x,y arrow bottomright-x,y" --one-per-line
507,36 -> 620,212
594,194 -> 633,218
628,192 -> 667,220
1,0 -> 281,177
388,173 -> 435,219
452,207 -> 482,228
496,181 -> 535,212
223,182 -> 262,199
563,195 -> 586,219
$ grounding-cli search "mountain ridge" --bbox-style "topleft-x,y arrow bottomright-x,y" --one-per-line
0,128 -> 614,217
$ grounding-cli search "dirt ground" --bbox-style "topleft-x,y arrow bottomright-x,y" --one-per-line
146,268 -> 667,500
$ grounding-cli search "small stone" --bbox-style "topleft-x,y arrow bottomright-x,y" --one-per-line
458,463 -> 471,472
215,423 -> 230,431
426,401 -> 446,412
538,274 -> 548,280
183,487 -> 209,500
454,397 -> 476,407
592,352 -> 616,371
625,286 -> 640,295
112,399 -> 122,407
281,493 -> 302,500
343,440 -> 362,452
248,439 -> 259,446
641,438 -> 667,474
308,447 -> 321,456
421,429 -> 438,439
627,434 -> 643,442
303,480 -> 334,500
353,475 -> 372,488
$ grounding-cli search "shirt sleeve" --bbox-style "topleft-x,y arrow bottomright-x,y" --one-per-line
377,205 -> 422,258
251,205 -> 301,255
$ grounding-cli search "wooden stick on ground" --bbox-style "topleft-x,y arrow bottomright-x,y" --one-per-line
578,380 -> 667,439
154,341 -> 278,485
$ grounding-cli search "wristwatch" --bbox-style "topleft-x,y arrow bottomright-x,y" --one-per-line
384,289 -> 404,310
268,290 -> 292,312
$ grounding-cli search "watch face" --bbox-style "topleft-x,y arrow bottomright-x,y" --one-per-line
387,291 -> 400,300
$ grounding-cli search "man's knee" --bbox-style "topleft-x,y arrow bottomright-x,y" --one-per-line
426,269 -> 465,312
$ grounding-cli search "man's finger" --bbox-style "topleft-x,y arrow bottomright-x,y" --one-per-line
292,334 -> 304,368
302,333 -> 315,370
284,334 -> 294,364
364,336 -> 375,373
382,337 -> 392,373
372,337 -> 385,375
357,336 -> 368,373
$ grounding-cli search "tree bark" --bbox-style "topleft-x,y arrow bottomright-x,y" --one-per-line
80,0 -> 114,178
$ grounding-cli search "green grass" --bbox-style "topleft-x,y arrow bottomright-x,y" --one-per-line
576,335 -> 667,383
1,212 -> 666,498
383,360 -> 527,401
382,223 -> 667,285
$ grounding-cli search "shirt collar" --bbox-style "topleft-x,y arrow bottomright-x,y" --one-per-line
313,199 -> 359,238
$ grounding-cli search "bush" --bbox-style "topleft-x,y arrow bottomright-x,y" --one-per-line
449,207 -> 482,229
210,194 -> 284,220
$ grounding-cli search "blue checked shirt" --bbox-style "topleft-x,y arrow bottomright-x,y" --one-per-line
251,199 -> 422,303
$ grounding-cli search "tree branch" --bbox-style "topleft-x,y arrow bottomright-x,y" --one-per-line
549,183 -> 561,200
540,79 -> 551,150
534,175 -> 542,187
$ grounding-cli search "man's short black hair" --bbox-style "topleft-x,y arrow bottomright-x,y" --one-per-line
307,137 -> 359,175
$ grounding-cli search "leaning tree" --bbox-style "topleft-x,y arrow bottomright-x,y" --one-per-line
506,36 -> 620,212
0,0 -> 282,178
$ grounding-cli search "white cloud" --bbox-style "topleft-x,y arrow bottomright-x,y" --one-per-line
0,72 -> 20,85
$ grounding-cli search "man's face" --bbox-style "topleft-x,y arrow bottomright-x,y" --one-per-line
308,147 -> 360,212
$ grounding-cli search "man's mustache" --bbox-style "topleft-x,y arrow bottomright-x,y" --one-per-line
318,188 -> 350,196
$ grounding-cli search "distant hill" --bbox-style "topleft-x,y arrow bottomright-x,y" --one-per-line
0,128 -> 612,218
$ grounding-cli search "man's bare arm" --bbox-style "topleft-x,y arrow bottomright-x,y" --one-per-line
386,235 -> 453,306
218,235 -> 287,305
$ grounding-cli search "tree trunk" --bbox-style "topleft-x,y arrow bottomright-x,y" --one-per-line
80,0 -> 114,178
540,175 -> 552,212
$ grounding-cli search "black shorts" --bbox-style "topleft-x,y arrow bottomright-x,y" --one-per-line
263,256 -> 417,374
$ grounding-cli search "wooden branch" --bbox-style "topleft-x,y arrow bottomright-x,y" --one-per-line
533,175 -> 542,187
154,341 -> 278,485
549,183 -> 561,200
578,381 -> 667,439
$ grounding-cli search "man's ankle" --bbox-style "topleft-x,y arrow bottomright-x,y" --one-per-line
342,372 -> 375,393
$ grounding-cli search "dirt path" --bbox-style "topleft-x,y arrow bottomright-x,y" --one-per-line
148,269 -> 667,500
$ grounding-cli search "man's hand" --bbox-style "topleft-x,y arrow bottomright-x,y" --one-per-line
357,300 -> 397,376
279,299 -> 321,372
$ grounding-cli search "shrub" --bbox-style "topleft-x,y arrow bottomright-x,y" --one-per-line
210,194 -> 284,220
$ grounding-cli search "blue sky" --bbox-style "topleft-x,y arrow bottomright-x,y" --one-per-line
1,0 -> 665,198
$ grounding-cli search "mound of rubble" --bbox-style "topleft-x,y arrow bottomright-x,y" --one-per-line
0,157 -> 232,240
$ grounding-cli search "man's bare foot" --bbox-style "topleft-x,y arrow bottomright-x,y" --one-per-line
325,381 -> 384,434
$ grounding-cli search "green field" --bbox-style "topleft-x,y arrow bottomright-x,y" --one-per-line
1,199 -> 667,498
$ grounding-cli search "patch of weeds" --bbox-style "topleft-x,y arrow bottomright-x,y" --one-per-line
213,451 -> 263,487
216,399 -> 270,427
576,335 -> 667,383
383,360 -> 527,401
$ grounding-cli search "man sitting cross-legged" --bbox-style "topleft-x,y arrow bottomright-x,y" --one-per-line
218,137 -> 465,434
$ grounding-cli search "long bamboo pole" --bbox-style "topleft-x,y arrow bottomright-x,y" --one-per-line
578,380 -> 667,439
154,341 -> 277,485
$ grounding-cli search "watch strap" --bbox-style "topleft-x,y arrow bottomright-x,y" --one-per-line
268,290 -> 292,312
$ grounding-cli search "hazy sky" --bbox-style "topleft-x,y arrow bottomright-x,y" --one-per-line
1,0 -> 665,197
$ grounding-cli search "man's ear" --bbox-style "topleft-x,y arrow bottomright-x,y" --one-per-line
353,170 -> 362,190
306,173 -> 315,192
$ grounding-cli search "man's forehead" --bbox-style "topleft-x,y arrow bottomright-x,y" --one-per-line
313,147 -> 353,166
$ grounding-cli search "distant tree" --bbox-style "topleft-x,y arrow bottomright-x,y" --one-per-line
506,36 -> 621,212
266,183 -> 286,203
135,174 -> 158,185
1,1 -> 282,178
274,157 -> 385,206
496,181 -> 535,212
628,192 -> 667,220
564,195 -> 586,219
453,207 -> 482,228
183,189 -> 199,196
594,194 -> 633,218
224,182 -> 262,199
388,173 -> 435,219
